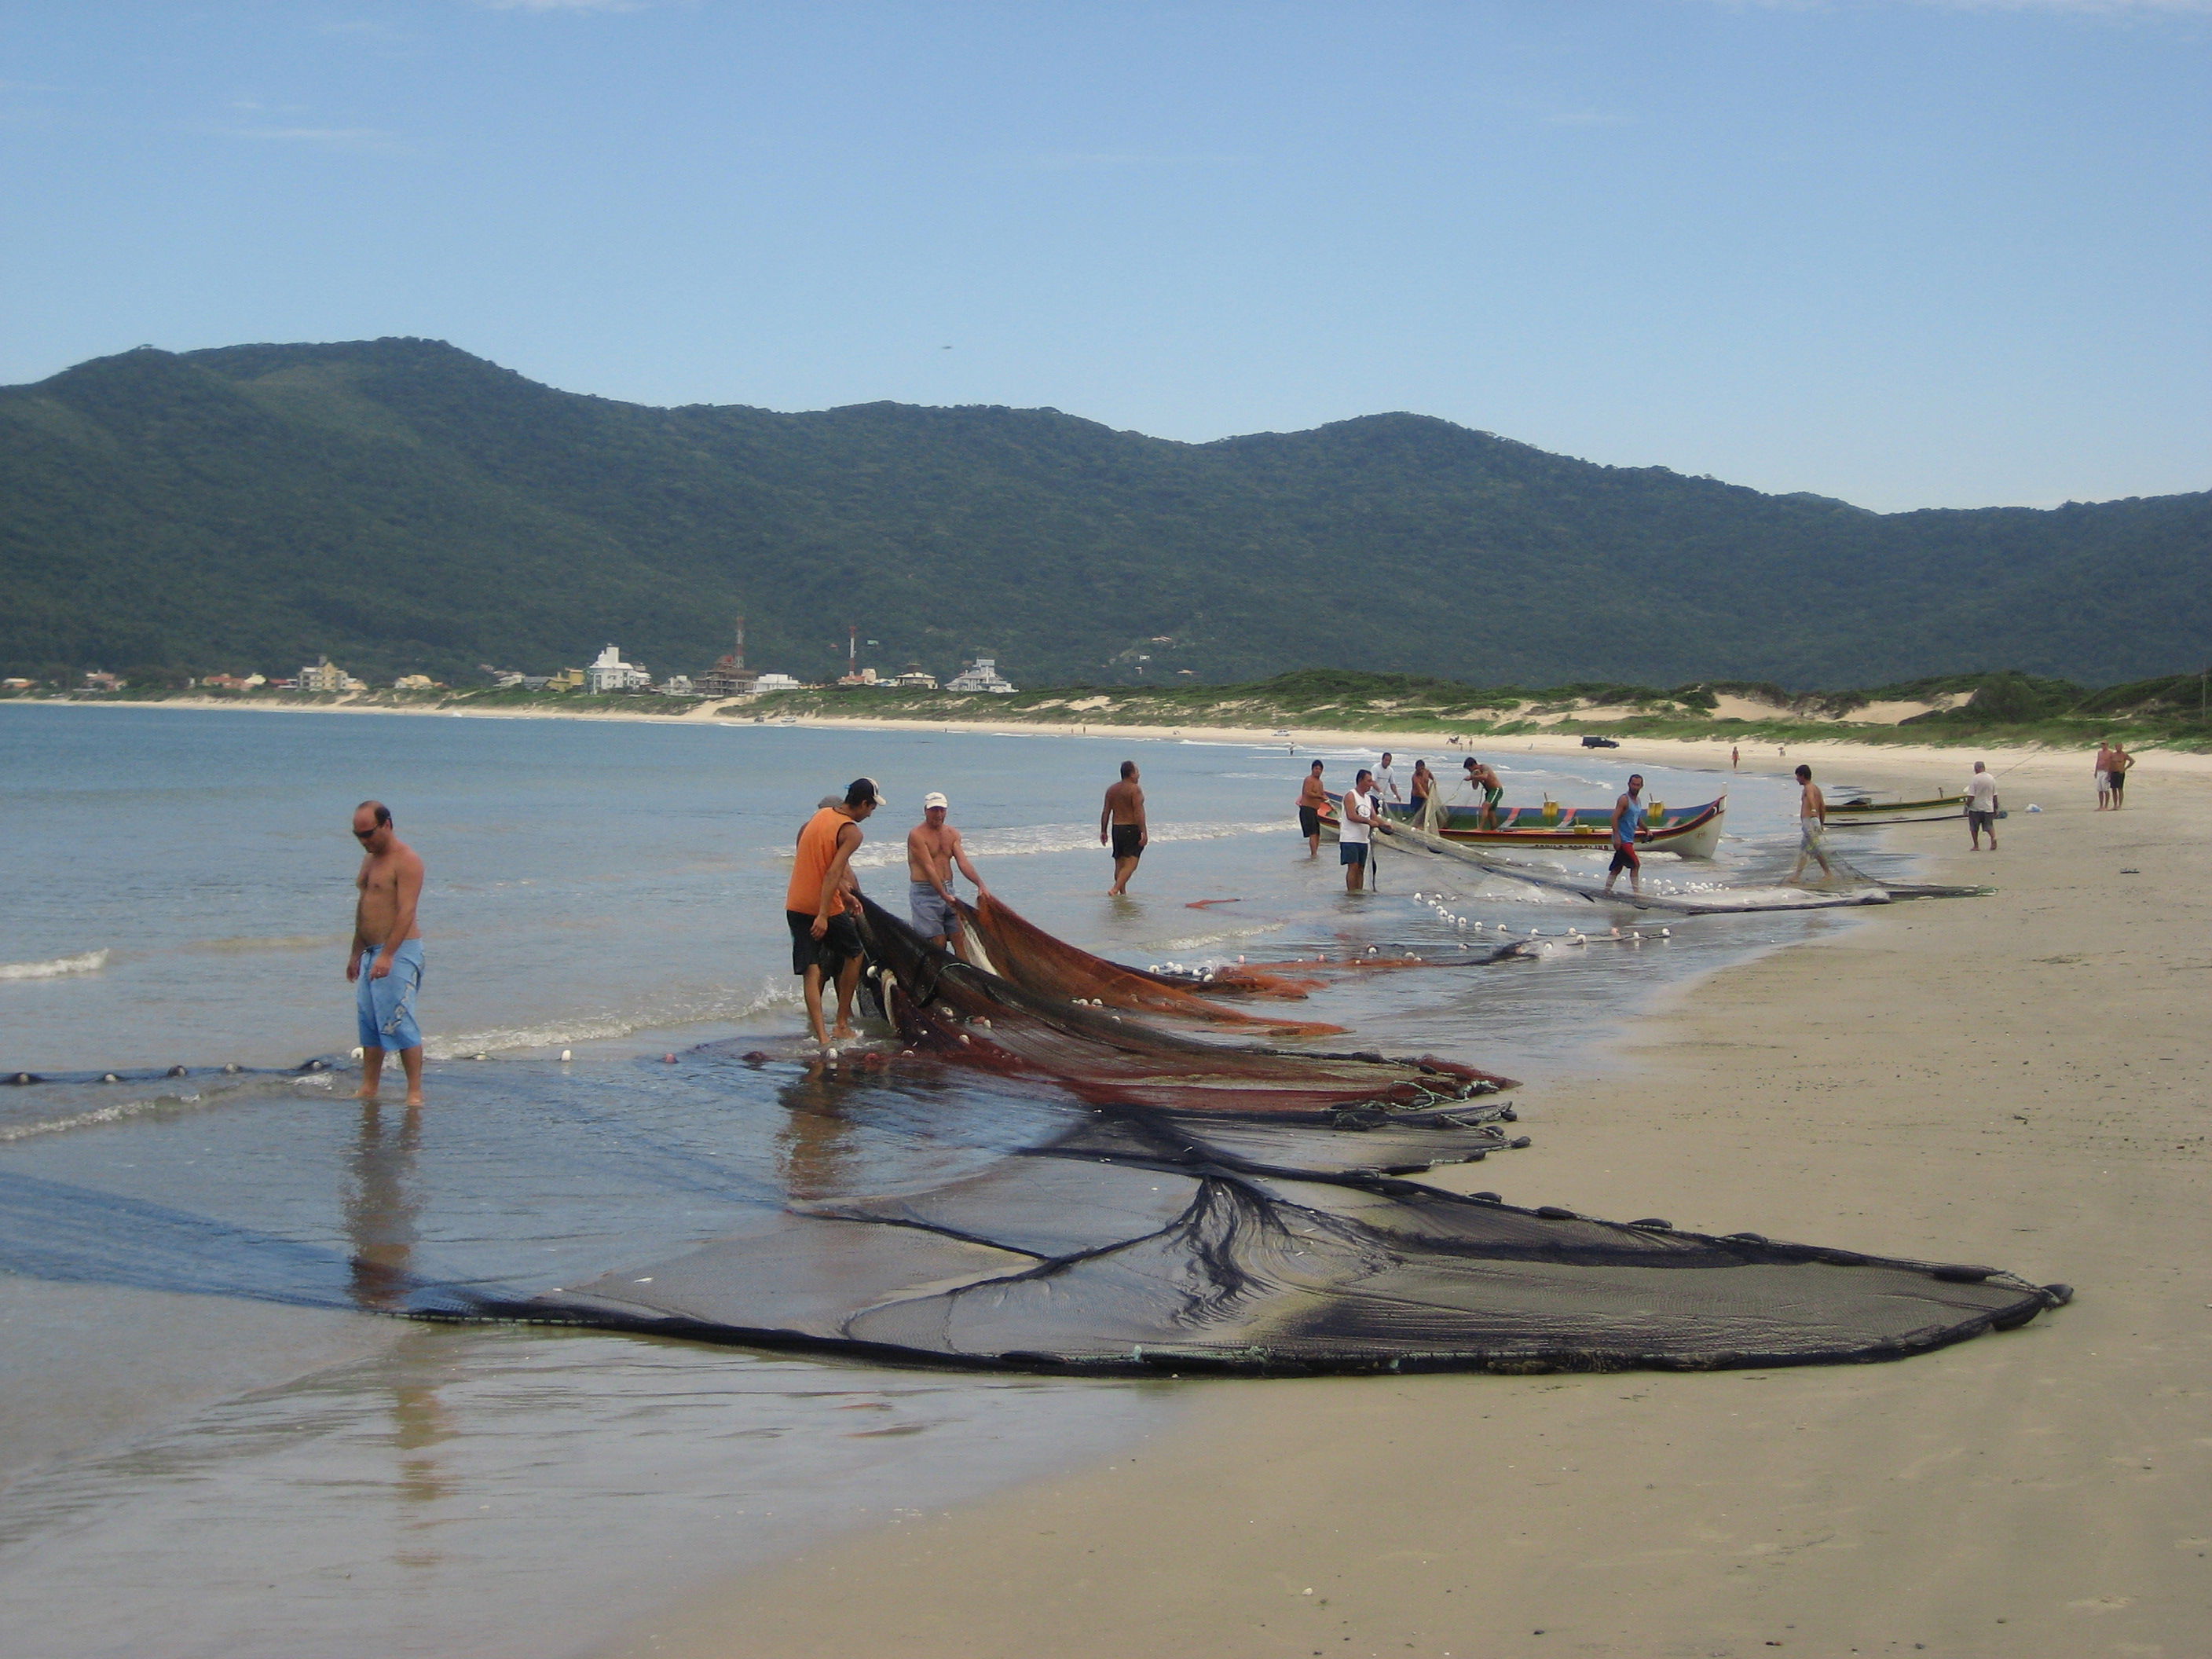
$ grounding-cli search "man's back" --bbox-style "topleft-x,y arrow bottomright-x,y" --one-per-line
1105,779 -> 1144,822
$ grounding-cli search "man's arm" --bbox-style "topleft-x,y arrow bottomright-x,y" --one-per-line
1101,790 -> 1113,844
813,822 -> 862,936
1812,786 -> 1828,825
1133,786 -> 1148,847
950,830 -> 987,896
369,853 -> 423,979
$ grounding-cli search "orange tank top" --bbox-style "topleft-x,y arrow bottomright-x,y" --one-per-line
786,807 -> 853,915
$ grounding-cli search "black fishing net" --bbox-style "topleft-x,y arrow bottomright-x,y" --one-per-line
508,1107 -> 2067,1375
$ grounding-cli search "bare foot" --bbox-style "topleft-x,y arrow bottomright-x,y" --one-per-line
353,1086 -> 379,1101
831,1023 -> 858,1041
403,1092 -> 425,1108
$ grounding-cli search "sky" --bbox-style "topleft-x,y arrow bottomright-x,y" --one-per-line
2,1 -> 2207,511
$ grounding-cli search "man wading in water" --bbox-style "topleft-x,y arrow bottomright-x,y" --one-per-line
1602,775 -> 1646,898
348,800 -> 427,1106
1297,760 -> 1328,858
1786,763 -> 1836,885
787,778 -> 884,1047
906,792 -> 989,949
1102,761 -> 1148,895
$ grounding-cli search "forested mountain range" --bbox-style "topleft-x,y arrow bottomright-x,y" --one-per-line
2,337 -> 2204,689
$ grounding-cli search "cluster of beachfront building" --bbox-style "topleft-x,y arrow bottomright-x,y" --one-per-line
53,639 -> 1016,700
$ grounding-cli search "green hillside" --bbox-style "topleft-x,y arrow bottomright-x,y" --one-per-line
2,338 -> 2205,689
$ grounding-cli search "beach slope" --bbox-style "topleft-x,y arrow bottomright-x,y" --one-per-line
603,768 -> 2209,1659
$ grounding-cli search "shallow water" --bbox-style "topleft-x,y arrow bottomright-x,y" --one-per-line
0,706 -> 1917,1657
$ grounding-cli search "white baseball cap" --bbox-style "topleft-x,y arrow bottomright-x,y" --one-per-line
923,791 -> 949,810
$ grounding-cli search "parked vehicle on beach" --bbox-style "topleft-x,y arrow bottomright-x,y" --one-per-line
1580,734 -> 1619,748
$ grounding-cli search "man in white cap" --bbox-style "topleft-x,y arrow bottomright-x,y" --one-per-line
907,790 -> 990,949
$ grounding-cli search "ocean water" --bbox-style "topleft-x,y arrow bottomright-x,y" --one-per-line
0,705 -> 1909,1658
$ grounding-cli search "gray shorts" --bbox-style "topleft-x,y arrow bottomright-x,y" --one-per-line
909,881 -> 958,939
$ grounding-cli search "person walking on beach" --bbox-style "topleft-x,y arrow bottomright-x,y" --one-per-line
1339,767 -> 1379,892
1731,745 -> 1740,771
787,778 -> 884,1046
348,800 -> 427,1107
1602,775 -> 1646,897
1375,752 -> 1402,802
1786,764 -> 1836,885
1296,760 -> 1328,858
1102,762 -> 1147,895
2094,739 -> 2115,810
907,792 -> 988,950
2107,742 -> 2132,809
1964,761 -> 2001,850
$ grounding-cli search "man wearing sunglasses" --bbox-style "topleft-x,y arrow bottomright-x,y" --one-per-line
347,800 -> 427,1105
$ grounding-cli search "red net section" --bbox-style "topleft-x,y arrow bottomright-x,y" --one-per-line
956,895 -> 1346,1038
859,897 -> 1515,1119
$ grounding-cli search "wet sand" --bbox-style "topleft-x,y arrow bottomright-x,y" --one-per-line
599,753 -> 2211,1658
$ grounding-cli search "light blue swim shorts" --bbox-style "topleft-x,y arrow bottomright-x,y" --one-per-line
908,880 -> 959,939
356,939 -> 425,1053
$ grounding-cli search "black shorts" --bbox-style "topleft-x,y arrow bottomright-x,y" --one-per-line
2108,771 -> 2126,797
1298,805 -> 1321,837
1609,844 -> 1640,874
1111,824 -> 1144,859
786,908 -> 862,977
1967,809 -> 1995,831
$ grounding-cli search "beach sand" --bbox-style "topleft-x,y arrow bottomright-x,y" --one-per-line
594,751 -> 2210,1659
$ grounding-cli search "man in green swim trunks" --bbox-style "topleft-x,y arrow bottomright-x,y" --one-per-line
1463,757 -> 1504,830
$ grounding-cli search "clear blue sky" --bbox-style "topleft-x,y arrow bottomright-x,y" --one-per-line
3,1 -> 2206,510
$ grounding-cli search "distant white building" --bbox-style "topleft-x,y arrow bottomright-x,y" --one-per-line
585,644 -> 652,693
946,657 -> 1016,694
891,664 -> 939,690
300,657 -> 346,694
752,672 -> 804,694
394,674 -> 438,690
659,675 -> 695,696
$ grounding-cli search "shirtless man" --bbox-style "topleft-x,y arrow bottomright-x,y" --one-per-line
1296,760 -> 1328,858
1463,756 -> 1503,830
1101,761 -> 1147,895
1786,763 -> 1835,884
2094,739 -> 2114,810
347,800 -> 427,1106
906,792 -> 989,948
786,777 -> 884,1046
2107,742 -> 2132,810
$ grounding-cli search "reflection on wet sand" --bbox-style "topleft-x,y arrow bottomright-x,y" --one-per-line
775,1064 -> 860,1203
341,1101 -> 456,1566
344,1102 -> 422,1313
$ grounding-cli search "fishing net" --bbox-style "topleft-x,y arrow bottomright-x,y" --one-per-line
855,896 -> 1518,1119
513,1108 -> 2071,1375
953,894 -> 1347,1038
1375,819 -> 1895,915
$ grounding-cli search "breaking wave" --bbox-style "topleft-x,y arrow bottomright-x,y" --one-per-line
0,950 -> 109,982
846,820 -> 1279,871
423,979 -> 801,1060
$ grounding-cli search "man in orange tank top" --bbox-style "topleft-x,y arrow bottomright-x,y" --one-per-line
786,777 -> 884,1046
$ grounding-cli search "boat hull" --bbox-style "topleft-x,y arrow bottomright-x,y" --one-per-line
1827,794 -> 1964,826
1316,797 -> 1727,860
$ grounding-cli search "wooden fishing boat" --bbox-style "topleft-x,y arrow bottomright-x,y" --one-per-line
1315,795 -> 1727,859
1826,792 -> 1964,826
